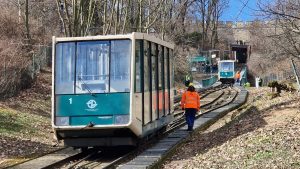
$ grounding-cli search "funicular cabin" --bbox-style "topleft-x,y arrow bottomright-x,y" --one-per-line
52,33 -> 175,147
190,56 -> 207,73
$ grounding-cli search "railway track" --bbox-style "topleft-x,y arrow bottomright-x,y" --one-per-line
169,86 -> 237,132
11,83 -> 245,169
53,148 -> 133,169
117,85 -> 247,169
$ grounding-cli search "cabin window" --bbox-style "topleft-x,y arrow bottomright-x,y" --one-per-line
55,40 -> 131,95
75,41 -> 110,94
144,41 -> 150,92
55,42 -> 75,94
135,40 -> 143,93
164,47 -> 169,115
143,40 -> 152,123
158,45 -> 163,90
158,45 -> 164,117
110,40 -> 131,93
151,43 -> 158,120
220,62 -> 234,71
169,49 -> 174,112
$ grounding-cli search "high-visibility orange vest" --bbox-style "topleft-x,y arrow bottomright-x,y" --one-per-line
235,72 -> 240,79
181,91 -> 200,110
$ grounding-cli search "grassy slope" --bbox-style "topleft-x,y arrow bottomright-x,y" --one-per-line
0,69 -> 59,168
163,88 -> 300,168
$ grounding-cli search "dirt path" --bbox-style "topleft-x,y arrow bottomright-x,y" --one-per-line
163,88 -> 300,169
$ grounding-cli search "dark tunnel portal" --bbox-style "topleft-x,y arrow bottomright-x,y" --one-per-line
232,47 -> 248,63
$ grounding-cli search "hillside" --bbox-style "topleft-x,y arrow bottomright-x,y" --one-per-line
163,88 -> 300,168
0,68 -> 61,168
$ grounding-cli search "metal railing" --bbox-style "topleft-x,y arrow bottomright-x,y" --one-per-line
201,75 -> 218,88
239,65 -> 247,85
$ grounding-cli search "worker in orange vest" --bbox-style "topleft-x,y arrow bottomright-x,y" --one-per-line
235,71 -> 241,84
181,83 -> 200,131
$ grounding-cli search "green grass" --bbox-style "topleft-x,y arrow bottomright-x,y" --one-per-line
247,134 -> 273,146
0,107 -> 50,139
253,151 -> 273,160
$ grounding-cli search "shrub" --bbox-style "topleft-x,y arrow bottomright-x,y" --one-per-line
267,81 -> 296,94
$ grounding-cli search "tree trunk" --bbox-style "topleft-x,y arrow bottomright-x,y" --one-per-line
25,0 -> 30,42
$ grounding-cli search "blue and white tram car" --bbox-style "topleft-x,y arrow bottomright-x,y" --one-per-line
218,60 -> 235,84
52,33 -> 175,147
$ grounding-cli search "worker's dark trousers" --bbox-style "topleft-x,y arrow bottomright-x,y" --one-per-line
185,108 -> 197,130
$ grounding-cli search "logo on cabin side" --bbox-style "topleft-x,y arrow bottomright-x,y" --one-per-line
86,100 -> 97,109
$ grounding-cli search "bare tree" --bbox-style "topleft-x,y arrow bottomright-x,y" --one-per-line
24,0 -> 30,42
55,0 -> 96,37
258,0 -> 300,58
192,0 -> 228,50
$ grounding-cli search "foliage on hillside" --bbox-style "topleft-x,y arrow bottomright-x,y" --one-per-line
0,0 -> 231,97
0,2 -> 53,98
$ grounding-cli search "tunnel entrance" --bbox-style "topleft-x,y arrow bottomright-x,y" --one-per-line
231,44 -> 250,64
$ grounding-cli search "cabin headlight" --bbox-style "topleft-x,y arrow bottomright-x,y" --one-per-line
55,117 -> 69,126
114,115 -> 129,125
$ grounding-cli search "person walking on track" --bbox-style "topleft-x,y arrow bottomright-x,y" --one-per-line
181,83 -> 200,131
235,71 -> 241,84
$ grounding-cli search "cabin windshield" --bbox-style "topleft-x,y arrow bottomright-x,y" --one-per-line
220,62 -> 234,71
55,40 -> 131,94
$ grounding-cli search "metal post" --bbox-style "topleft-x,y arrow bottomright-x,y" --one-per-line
60,2 -> 64,33
32,54 -> 35,72
291,59 -> 300,91
4,56 -> 6,77
18,0 -> 21,23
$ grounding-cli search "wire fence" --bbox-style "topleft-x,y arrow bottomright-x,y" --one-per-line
0,45 -> 52,98
261,59 -> 300,91
32,45 -> 52,72
291,59 -> 300,91
261,70 -> 294,85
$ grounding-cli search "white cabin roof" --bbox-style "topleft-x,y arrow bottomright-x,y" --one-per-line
53,32 -> 174,49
